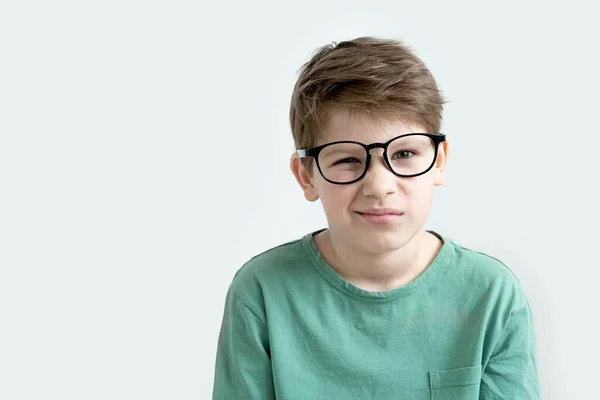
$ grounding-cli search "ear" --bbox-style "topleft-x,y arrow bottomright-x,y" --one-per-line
290,153 -> 320,202
434,141 -> 449,186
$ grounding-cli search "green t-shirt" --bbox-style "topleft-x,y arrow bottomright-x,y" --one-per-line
212,230 -> 539,399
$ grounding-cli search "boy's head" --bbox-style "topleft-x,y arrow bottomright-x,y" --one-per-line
289,37 -> 448,253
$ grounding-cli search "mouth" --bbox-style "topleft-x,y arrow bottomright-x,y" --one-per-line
356,208 -> 403,216
355,209 -> 403,225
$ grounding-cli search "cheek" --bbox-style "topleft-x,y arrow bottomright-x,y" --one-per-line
402,178 -> 436,212
318,187 -> 355,218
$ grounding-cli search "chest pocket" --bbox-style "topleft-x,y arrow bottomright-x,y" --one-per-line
429,365 -> 482,400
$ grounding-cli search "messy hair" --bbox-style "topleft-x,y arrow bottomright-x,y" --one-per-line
289,36 -> 447,171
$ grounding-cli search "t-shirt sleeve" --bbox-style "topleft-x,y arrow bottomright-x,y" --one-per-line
212,287 -> 275,400
479,293 -> 540,399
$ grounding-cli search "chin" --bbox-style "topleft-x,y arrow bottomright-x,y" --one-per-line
353,228 -> 412,254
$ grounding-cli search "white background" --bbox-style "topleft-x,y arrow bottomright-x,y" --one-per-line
1,1 -> 598,399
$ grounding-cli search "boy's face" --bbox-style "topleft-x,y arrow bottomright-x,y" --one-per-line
291,108 -> 448,254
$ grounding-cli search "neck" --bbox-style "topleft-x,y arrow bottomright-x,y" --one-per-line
314,229 -> 442,292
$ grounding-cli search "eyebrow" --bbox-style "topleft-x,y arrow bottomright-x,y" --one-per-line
329,134 -> 428,146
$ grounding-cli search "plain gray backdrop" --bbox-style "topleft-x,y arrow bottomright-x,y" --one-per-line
1,1 -> 598,399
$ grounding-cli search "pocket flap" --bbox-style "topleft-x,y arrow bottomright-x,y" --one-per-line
429,365 -> 482,388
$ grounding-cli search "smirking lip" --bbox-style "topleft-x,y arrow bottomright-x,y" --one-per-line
357,208 -> 402,216
356,211 -> 403,225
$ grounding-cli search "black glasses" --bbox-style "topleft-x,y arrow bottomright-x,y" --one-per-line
297,133 -> 446,184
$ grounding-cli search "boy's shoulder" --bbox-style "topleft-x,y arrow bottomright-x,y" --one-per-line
236,235 -> 306,276
449,237 -> 522,281
227,234 -> 309,301
443,234 -> 529,305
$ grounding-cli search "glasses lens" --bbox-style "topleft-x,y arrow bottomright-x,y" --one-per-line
387,135 -> 436,176
318,142 -> 367,183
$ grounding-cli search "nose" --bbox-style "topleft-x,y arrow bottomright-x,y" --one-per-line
361,149 -> 397,199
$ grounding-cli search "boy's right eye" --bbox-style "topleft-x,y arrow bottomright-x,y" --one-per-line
333,157 -> 361,165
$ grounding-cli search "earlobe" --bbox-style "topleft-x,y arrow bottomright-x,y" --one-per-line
290,153 -> 320,202
303,187 -> 320,202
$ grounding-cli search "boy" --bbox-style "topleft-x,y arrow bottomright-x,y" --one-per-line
212,37 -> 539,399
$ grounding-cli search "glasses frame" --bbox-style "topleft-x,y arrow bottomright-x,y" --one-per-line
297,133 -> 446,185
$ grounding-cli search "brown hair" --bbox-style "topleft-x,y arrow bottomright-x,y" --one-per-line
289,36 -> 447,171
